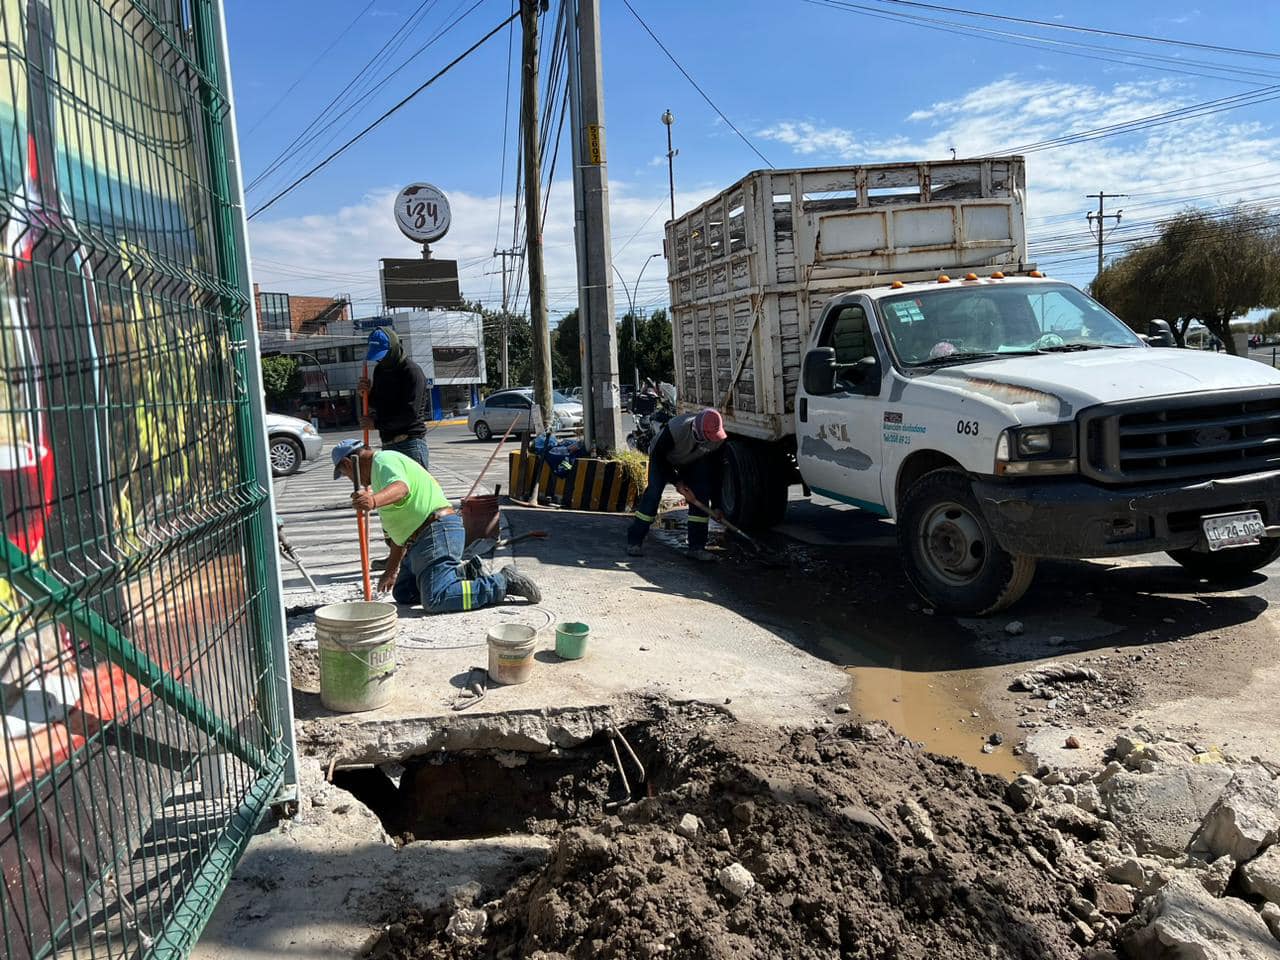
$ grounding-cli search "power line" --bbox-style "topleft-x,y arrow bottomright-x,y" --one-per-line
619,0 -> 775,169
248,11 -> 520,221
871,0 -> 1280,62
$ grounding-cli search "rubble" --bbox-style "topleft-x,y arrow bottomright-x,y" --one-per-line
1010,662 -> 1100,693
675,813 -> 701,840
1241,846 -> 1280,903
1260,902 -> 1280,941
1123,875 -> 1278,960
718,862 -> 756,898
1190,765 -> 1280,863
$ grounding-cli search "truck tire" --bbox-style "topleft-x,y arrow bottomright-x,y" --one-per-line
897,469 -> 1035,615
1167,540 -> 1280,582
721,439 -> 789,531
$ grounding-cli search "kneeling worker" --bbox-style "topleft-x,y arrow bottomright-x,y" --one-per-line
331,439 -> 541,612
627,408 -> 728,561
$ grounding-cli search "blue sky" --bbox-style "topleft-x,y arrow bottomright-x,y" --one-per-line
226,1 -> 1280,318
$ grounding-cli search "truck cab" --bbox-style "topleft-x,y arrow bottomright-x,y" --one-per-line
796,273 -> 1280,613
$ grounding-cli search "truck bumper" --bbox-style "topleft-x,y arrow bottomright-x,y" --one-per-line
971,470 -> 1280,559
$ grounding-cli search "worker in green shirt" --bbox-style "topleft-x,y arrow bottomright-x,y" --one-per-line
331,439 -> 541,612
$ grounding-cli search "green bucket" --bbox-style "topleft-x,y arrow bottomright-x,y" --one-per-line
554,621 -> 590,660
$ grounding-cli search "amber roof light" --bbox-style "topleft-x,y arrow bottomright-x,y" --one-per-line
937,274 -> 951,283
991,271 -> 1005,279
890,280 -> 904,289
964,272 -> 979,281
1028,270 -> 1044,278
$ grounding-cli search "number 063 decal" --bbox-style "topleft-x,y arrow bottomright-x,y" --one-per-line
956,420 -> 980,436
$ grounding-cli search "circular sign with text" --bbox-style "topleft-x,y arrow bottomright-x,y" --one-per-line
394,182 -> 451,243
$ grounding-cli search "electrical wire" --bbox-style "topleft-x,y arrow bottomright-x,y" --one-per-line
248,11 -> 520,220
619,0 -> 774,169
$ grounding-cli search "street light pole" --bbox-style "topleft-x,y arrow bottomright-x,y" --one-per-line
661,109 -> 676,223
613,252 -> 661,391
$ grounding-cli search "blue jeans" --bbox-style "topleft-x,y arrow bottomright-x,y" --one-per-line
627,457 -> 716,550
391,513 -> 507,613
384,436 -> 429,471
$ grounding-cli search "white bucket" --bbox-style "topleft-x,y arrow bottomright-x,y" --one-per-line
487,623 -> 537,685
316,601 -> 399,712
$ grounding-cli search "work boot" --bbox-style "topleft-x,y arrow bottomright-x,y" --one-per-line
626,543 -> 643,557
687,548 -> 716,562
499,566 -> 542,603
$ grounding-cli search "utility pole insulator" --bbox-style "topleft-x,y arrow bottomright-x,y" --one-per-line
1086,191 -> 1127,281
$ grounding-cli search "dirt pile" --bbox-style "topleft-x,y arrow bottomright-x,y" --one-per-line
375,717 -> 1112,959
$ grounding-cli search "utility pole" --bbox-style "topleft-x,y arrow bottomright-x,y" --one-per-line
521,0 -> 553,428
1086,191 -> 1126,280
662,109 -> 677,223
494,246 -> 520,387
567,0 -> 622,451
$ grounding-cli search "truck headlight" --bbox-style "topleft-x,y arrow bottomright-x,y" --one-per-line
995,425 -> 1077,476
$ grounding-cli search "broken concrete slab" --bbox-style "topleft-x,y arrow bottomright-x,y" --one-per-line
1241,846 -> 1280,904
1190,765 -> 1280,864
1097,762 -> 1235,858
1123,875 -> 1278,960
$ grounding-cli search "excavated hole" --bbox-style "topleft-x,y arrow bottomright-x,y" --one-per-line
332,720 -> 679,842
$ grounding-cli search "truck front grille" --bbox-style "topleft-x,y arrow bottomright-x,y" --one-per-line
1081,388 -> 1280,484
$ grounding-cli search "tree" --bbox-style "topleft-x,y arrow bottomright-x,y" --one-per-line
552,310 -> 581,388
618,308 -> 675,385
1091,205 -> 1280,355
261,355 -> 302,410
481,309 -> 532,391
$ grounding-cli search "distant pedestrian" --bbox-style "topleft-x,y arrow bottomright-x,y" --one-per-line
358,328 -> 430,470
332,439 -> 540,612
627,408 -> 728,561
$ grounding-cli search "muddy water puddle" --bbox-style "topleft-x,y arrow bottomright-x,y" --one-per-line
847,665 -> 1024,778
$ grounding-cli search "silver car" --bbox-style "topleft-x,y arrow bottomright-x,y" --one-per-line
467,388 -> 583,441
265,413 -> 323,476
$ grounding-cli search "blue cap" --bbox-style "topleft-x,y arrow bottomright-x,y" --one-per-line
366,328 -> 391,362
331,438 -> 365,479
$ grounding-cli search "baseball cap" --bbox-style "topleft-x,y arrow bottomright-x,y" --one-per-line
366,328 -> 391,362
697,408 -> 728,443
331,438 -> 365,479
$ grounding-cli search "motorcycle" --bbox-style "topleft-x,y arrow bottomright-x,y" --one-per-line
626,382 -> 677,452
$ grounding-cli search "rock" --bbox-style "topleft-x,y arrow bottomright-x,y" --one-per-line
989,732 -> 1004,745
1098,763 -> 1235,858
1124,875 -> 1277,960
1005,620 -> 1024,636
1095,761 -> 1124,783
446,908 -> 488,940
716,828 -> 732,847
1191,766 -> 1280,864
1011,662 -> 1100,691
1105,857 -> 1146,888
1006,775 -> 1041,812
1070,896 -> 1101,922
732,801 -> 755,825
897,798 -> 936,846
981,743 -> 995,754
1199,855 -> 1235,897
1260,902 -> 1280,941
654,833 -> 684,861
1075,782 -> 1101,814
833,704 -> 851,715
1065,735 -> 1081,750
1043,770 -> 1066,786
718,862 -> 756,899
1090,885 -> 1131,921
675,813 -> 701,840
446,880 -> 484,906
1241,846 -> 1280,903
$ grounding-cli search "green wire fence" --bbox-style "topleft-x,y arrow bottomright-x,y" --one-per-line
0,1 -> 294,956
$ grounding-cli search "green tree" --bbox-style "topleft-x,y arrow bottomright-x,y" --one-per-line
261,355 -> 302,410
1091,205 -> 1280,355
482,309 -> 532,391
552,310 -> 582,388
618,308 -> 675,385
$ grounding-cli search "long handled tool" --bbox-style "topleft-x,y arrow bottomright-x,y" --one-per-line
356,362 -> 373,600
683,491 -> 788,568
463,414 -> 519,502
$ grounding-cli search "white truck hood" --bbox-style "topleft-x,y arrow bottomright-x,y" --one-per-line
926,348 -> 1280,422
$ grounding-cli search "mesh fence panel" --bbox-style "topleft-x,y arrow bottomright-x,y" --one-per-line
0,1 -> 289,956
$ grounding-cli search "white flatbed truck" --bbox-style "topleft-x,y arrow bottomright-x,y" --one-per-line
665,158 -> 1280,614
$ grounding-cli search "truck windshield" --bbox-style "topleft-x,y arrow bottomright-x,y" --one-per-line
876,282 -> 1143,367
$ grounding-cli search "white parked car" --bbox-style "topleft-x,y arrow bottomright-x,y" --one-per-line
264,413 -> 323,476
467,388 -> 583,441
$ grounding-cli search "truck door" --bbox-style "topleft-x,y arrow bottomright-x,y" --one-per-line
795,300 -> 887,513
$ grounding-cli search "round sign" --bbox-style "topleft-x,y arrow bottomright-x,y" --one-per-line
394,182 -> 451,243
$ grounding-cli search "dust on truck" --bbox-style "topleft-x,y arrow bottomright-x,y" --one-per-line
665,157 -> 1280,614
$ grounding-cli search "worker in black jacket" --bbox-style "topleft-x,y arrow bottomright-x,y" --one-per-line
357,327 -> 430,469
626,408 -> 727,561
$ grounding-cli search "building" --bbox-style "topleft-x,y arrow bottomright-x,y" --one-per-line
254,283 -> 351,344
269,310 -> 486,422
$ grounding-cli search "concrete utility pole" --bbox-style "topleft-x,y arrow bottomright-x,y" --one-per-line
521,0 -> 553,428
1086,191 -> 1126,280
567,0 -> 622,451
494,246 -> 520,387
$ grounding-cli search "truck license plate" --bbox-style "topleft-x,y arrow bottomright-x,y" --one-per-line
1202,511 -> 1266,551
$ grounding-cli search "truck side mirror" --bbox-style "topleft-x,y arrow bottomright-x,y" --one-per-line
803,348 -> 837,396
846,355 -> 881,394
1147,319 -> 1176,348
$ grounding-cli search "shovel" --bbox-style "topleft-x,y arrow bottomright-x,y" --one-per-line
682,491 -> 788,568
